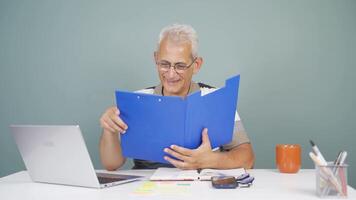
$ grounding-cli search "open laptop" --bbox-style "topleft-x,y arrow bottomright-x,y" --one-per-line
10,125 -> 142,188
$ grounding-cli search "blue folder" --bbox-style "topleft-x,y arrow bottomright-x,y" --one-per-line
115,75 -> 240,163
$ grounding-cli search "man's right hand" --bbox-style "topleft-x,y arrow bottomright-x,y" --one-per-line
100,106 -> 128,134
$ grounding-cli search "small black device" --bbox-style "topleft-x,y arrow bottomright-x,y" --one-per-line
211,176 -> 238,189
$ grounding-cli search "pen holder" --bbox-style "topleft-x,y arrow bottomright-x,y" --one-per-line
316,162 -> 348,198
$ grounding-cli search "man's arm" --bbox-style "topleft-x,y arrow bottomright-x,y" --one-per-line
99,106 -> 128,171
208,143 -> 254,169
99,130 -> 126,170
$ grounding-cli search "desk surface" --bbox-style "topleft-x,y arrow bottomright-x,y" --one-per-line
0,169 -> 355,200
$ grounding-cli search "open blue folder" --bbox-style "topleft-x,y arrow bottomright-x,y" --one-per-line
115,75 -> 240,163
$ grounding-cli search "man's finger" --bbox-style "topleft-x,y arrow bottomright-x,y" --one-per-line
201,128 -> 211,146
102,121 -> 117,133
111,114 -> 128,131
170,145 -> 193,156
113,107 -> 120,115
104,118 -> 122,133
164,156 -> 190,170
164,148 -> 192,163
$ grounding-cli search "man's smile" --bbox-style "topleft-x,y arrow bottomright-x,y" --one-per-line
165,78 -> 181,86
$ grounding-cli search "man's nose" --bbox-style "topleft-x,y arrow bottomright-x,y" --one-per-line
167,66 -> 178,77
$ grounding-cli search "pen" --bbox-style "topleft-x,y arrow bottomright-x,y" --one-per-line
339,151 -> 347,165
332,151 -> 344,179
309,140 -> 328,165
338,151 -> 347,195
334,151 -> 343,165
309,152 -> 324,166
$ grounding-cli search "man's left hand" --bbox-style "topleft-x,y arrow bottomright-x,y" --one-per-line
163,128 -> 216,170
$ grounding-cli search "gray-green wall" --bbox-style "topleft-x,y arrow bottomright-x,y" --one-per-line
1,0 -> 355,187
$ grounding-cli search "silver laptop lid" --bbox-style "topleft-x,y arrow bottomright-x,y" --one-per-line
10,125 -> 101,188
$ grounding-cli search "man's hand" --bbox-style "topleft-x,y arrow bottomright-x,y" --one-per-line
99,106 -> 127,171
100,106 -> 128,134
163,128 -> 216,170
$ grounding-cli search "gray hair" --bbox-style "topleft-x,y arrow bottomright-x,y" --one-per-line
157,23 -> 198,58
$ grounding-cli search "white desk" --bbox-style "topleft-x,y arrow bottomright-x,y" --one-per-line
0,169 -> 355,200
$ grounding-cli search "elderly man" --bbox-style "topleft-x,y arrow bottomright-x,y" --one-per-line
99,24 -> 255,170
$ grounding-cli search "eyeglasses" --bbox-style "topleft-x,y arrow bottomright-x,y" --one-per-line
156,57 -> 197,73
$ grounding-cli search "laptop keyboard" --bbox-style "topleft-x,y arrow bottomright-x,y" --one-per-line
97,176 -> 126,184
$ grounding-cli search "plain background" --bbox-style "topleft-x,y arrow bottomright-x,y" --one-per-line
0,0 -> 355,187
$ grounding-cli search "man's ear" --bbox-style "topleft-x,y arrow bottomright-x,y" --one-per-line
193,57 -> 203,74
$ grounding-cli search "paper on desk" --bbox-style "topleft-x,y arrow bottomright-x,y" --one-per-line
132,181 -> 191,196
199,168 -> 246,180
150,167 -> 246,181
150,168 -> 200,181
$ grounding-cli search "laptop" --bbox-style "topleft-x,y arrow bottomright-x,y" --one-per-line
10,125 -> 142,188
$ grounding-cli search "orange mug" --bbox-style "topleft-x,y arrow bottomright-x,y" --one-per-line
276,144 -> 301,173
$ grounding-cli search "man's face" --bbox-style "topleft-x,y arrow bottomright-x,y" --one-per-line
155,37 -> 201,97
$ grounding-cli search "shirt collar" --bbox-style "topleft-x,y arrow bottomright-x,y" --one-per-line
153,82 -> 200,96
